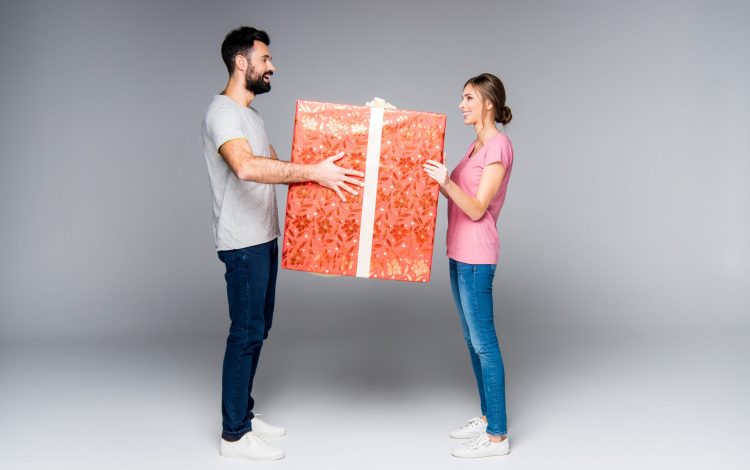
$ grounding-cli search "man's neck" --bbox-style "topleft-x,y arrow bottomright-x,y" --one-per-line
222,77 -> 255,108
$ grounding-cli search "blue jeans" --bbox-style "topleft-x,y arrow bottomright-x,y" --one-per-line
217,239 -> 278,441
449,258 -> 507,436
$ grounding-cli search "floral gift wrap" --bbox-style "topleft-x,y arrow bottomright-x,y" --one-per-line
281,99 -> 446,282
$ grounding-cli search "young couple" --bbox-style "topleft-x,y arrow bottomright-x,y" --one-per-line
201,26 -> 514,461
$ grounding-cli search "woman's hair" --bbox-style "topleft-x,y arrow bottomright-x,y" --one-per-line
464,73 -> 512,125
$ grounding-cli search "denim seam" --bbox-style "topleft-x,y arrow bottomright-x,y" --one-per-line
232,257 -> 250,426
468,274 -> 487,417
472,264 -> 505,436
471,265 -> 480,348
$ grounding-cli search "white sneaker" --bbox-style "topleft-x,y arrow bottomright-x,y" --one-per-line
449,417 -> 487,439
220,432 -> 284,461
251,416 -> 287,438
452,433 -> 510,458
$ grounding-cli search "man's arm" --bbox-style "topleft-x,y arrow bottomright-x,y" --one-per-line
219,138 -> 364,201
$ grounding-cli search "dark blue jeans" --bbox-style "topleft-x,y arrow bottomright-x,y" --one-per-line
217,239 -> 278,441
449,258 -> 507,436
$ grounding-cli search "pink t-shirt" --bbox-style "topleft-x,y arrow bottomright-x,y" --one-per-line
446,133 -> 514,264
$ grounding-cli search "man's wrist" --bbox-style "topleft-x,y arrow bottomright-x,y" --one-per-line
303,162 -> 319,183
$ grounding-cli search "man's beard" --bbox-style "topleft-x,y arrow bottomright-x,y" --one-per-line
246,67 -> 271,95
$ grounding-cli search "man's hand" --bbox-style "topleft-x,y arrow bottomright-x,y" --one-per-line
311,152 -> 365,202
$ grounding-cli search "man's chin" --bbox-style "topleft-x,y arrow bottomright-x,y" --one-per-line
248,83 -> 271,95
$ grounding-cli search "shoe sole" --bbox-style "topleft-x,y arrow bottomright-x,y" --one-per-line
451,449 -> 510,458
220,451 -> 285,461
449,432 -> 482,439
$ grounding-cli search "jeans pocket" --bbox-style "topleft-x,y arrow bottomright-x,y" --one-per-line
224,263 -> 245,286
219,250 -> 244,277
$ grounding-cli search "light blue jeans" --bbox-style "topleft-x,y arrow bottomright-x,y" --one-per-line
449,258 -> 507,436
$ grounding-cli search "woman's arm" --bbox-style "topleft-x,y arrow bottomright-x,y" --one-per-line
424,160 -> 506,221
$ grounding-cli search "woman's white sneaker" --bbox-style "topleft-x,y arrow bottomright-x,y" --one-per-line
220,432 -> 284,461
251,416 -> 287,438
449,417 -> 487,439
451,433 -> 510,458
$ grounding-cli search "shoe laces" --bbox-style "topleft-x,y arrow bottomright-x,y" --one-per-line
459,417 -> 485,432
245,433 -> 271,449
463,433 -> 490,451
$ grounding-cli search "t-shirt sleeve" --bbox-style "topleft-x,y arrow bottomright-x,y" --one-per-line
205,106 -> 246,153
483,138 -> 513,169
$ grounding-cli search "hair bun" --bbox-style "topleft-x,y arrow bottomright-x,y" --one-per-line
497,106 -> 512,125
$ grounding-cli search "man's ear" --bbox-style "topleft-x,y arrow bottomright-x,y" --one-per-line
234,54 -> 248,73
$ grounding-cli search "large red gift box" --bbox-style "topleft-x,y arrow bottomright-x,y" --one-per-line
281,99 -> 446,282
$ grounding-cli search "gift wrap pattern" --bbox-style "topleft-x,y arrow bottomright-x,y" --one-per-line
281,100 -> 447,282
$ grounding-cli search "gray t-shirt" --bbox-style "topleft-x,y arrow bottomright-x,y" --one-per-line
201,95 -> 280,251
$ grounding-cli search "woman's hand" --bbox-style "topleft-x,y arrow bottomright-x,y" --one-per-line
423,159 -> 450,188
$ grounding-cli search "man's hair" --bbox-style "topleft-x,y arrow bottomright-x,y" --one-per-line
221,26 -> 270,75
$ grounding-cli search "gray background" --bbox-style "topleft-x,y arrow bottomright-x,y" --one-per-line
1,1 -> 748,469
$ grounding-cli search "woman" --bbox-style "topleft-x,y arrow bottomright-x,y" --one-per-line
423,73 -> 514,458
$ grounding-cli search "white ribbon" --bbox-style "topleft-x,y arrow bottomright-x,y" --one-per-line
355,105 -> 385,278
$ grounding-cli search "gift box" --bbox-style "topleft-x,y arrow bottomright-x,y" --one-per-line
281,99 -> 446,282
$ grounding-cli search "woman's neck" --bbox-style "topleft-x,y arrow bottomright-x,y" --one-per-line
474,120 -> 500,146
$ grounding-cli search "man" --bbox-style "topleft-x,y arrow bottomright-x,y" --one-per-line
201,26 -> 363,461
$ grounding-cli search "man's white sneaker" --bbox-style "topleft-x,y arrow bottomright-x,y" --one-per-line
449,417 -> 487,439
251,416 -> 287,438
451,433 -> 510,458
220,432 -> 284,461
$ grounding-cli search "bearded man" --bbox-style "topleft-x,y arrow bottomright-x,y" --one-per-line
201,26 -> 363,461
